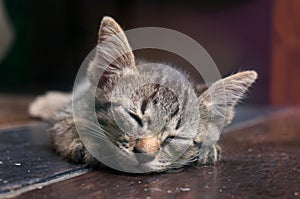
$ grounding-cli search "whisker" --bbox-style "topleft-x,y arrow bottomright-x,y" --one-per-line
74,118 -> 117,140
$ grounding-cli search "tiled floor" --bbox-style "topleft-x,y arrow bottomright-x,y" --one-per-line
0,96 -> 299,198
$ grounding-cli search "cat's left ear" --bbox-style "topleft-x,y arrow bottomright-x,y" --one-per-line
87,16 -> 135,89
198,71 -> 257,126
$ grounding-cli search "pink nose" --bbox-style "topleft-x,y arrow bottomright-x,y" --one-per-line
134,137 -> 160,154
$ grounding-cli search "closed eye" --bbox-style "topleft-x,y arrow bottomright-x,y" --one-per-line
162,135 -> 188,145
128,112 -> 143,127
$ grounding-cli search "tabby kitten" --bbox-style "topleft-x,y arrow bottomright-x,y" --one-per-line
29,16 -> 257,172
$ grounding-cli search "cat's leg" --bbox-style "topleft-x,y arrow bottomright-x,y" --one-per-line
197,144 -> 221,165
48,118 -> 85,163
48,116 -> 101,166
68,138 -> 87,162
65,138 -> 101,166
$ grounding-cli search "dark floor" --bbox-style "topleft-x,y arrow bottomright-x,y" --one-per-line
0,95 -> 299,198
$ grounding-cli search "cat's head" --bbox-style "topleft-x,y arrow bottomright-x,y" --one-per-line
86,17 -> 257,172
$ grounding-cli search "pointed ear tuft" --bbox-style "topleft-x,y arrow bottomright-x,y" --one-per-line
199,70 -> 257,126
87,16 -> 135,90
98,17 -> 127,43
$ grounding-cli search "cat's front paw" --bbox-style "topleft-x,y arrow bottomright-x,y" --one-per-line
197,144 -> 221,165
67,138 -> 87,163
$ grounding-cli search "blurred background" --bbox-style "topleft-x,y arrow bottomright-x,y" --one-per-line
0,0 -> 299,106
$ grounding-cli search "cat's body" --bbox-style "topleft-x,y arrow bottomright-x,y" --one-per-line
29,17 -> 257,172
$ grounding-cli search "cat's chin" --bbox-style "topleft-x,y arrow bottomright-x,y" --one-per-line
138,159 -> 172,173
134,153 -> 156,163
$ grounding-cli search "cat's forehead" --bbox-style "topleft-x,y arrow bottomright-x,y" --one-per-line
100,63 -> 202,127
130,83 -> 180,117
131,83 -> 178,104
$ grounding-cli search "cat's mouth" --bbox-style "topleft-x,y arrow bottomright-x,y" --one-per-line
134,153 -> 156,163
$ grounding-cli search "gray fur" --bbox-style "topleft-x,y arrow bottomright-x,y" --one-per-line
29,16 -> 257,172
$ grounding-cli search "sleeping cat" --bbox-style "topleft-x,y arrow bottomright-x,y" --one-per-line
29,16 -> 257,172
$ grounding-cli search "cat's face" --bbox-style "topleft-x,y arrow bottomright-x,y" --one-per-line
86,17 -> 257,172
94,63 -> 206,171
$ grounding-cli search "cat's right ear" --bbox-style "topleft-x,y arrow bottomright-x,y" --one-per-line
87,16 -> 135,90
198,71 -> 257,126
